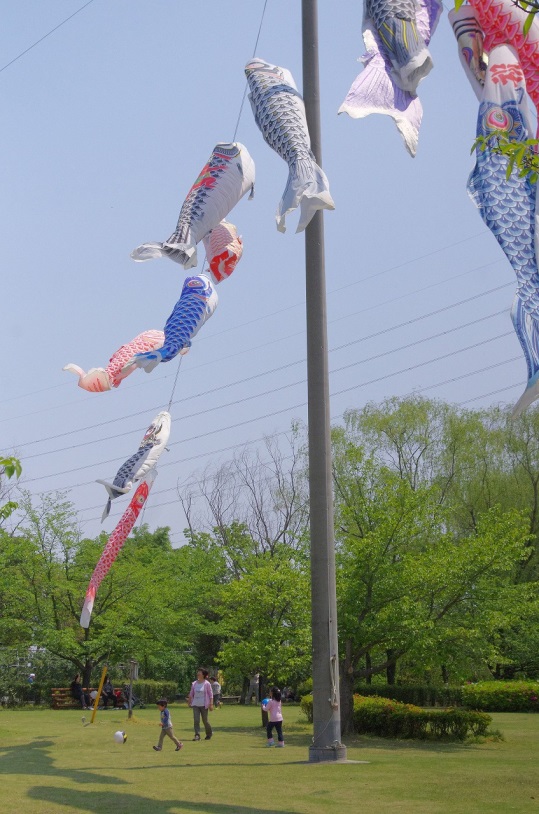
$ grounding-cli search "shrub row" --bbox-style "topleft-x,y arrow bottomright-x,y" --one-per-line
355,684 -> 463,708
0,679 -> 179,708
461,681 -> 539,712
0,681 -> 48,707
131,680 -> 178,705
353,695 -> 491,740
300,694 -> 491,740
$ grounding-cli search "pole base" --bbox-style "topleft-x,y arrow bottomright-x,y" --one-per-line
309,744 -> 348,763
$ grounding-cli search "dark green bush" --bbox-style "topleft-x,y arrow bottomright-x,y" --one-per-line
300,694 -> 491,740
354,695 -> 491,740
132,680 -> 178,705
461,681 -> 539,712
300,693 -> 314,723
355,684 -> 463,708
0,680 -> 49,707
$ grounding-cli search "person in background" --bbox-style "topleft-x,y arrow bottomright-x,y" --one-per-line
153,697 -> 183,753
188,668 -> 213,740
263,686 -> 284,747
102,676 -> 117,708
70,673 -> 90,710
210,675 -> 221,709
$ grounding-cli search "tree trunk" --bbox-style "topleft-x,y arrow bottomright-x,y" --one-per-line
240,675 -> 250,705
441,664 -> 449,684
386,649 -> 397,685
339,661 -> 356,735
365,652 -> 372,685
82,661 -> 93,689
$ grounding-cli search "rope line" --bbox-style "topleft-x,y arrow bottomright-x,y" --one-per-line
232,0 -> 269,142
167,355 -> 184,412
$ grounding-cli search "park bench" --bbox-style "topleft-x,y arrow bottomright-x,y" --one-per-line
220,695 -> 241,704
51,688 -> 93,709
51,687 -> 121,710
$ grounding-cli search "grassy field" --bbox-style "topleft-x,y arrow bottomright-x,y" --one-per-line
0,702 -> 537,813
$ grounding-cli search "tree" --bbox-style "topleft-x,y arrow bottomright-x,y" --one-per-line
180,430 -> 309,566
332,409 -> 530,732
0,529 -> 35,647
0,456 -> 22,524
179,430 -> 311,694
10,492 -> 192,685
217,554 -> 311,697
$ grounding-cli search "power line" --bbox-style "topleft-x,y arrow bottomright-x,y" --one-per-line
9,271 -> 512,445
0,0 -> 96,76
21,333 -> 520,487
78,359 -> 524,526
0,240 -> 502,410
18,308 -> 510,461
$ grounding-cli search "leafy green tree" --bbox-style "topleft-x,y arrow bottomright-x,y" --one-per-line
179,431 -> 311,694
217,554 -> 311,696
167,529 -> 229,681
332,413 -> 530,732
0,456 -> 21,524
0,530 -> 35,646
10,492 -> 195,686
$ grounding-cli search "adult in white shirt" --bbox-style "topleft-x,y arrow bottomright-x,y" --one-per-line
187,668 -> 214,740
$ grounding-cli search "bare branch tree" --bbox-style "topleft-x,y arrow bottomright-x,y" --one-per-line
177,427 -> 309,566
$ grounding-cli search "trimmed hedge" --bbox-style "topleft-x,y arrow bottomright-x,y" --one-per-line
354,684 -> 463,708
0,679 -> 179,708
300,694 -> 492,740
461,681 -> 539,712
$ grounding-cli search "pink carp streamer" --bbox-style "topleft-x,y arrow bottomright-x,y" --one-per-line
469,0 -> 539,133
202,220 -> 243,284
79,470 -> 157,628
64,330 -> 164,392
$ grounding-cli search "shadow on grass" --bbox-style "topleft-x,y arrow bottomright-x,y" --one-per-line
345,734 -> 481,752
208,725 -> 476,754
29,786 -> 296,814
0,740 -> 126,785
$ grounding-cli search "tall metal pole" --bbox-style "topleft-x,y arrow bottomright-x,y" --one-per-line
302,0 -> 346,762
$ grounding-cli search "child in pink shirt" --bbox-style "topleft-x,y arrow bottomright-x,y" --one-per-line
263,686 -> 284,747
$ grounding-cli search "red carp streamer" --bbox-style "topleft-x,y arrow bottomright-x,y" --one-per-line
80,470 -> 157,628
203,220 -> 243,283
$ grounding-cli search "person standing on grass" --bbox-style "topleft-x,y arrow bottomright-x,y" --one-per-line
263,687 -> 284,747
210,675 -> 221,709
153,698 -> 183,753
188,668 -> 213,740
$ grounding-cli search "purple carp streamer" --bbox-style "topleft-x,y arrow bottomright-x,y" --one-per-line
63,330 -> 164,392
465,44 -> 539,415
338,0 -> 442,157
96,411 -> 171,522
131,142 -> 255,269
365,0 -> 436,92
122,275 -> 218,375
245,58 -> 335,233
80,470 -> 157,629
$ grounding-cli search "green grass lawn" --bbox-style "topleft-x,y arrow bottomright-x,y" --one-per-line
0,703 -> 537,813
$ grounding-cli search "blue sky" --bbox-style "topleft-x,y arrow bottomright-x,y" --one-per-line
0,0 -> 525,545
